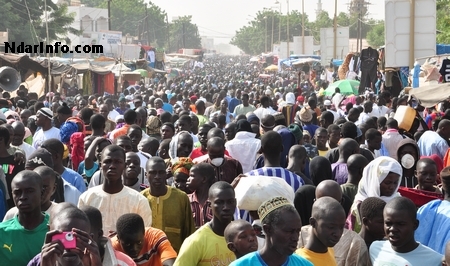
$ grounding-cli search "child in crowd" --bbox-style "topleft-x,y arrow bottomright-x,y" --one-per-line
112,213 -> 177,266
186,163 -> 215,229
415,158 -> 442,194
224,220 -> 258,259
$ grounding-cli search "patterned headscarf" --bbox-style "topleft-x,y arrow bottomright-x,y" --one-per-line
171,157 -> 194,176
146,116 -> 162,135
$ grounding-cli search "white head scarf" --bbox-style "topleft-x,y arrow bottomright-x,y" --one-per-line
168,131 -> 193,163
285,92 -> 296,105
354,156 -> 403,203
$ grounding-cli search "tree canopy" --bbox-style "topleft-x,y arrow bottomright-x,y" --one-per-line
0,0 -> 80,46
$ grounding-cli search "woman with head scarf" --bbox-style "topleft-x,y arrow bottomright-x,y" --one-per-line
348,156 -> 402,232
171,157 -> 194,193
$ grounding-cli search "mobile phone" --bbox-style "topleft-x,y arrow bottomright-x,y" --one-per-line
52,232 -> 77,249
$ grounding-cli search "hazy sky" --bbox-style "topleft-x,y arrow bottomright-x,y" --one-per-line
150,0 -> 384,43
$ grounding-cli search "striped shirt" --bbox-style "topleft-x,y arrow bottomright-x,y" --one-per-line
188,193 -> 213,229
246,167 -> 304,192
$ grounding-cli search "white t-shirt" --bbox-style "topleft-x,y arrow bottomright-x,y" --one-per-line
12,142 -> 35,160
369,240 -> 443,266
32,127 -> 61,149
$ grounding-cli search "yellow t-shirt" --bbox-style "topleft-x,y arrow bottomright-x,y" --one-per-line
174,223 -> 235,266
318,149 -> 329,157
296,247 -> 337,266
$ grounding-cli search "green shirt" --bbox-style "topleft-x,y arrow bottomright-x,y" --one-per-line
0,213 -> 49,266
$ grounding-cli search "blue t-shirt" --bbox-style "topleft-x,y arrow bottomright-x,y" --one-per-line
162,103 -> 173,114
230,252 -> 313,266
62,167 -> 87,193
77,161 -> 99,181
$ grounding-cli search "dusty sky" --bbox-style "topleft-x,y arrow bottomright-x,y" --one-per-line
150,0 -> 384,43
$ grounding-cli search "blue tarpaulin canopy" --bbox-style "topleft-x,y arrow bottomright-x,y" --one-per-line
436,44 -> 450,55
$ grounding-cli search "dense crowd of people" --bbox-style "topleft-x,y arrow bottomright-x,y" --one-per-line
0,55 -> 449,265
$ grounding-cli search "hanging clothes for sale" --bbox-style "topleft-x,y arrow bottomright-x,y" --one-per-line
413,62 -> 421,88
359,47 -> 379,94
82,70 -> 93,96
102,73 -> 115,95
439,58 -> 450,82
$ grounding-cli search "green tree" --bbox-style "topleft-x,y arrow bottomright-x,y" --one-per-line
0,0 -> 79,46
231,8 -> 309,54
308,11 -> 333,42
169,16 -> 201,52
336,12 -> 350,27
366,22 -> 385,47
97,0 -> 167,47
437,0 -> 450,43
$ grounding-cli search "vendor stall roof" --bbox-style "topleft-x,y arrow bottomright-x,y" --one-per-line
0,53 -> 47,73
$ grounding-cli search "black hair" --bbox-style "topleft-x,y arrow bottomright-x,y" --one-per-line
146,156 -> 166,171
54,206 -> 90,226
34,166 -> 57,183
127,124 -> 142,134
162,122 -> 175,132
57,102 -> 72,115
0,125 -> 10,145
13,170 -> 43,188
79,108 -> 94,124
365,128 -> 381,141
123,109 -> 137,125
80,206 -> 103,233
160,112 -> 172,123
178,115 -> 192,125
315,127 -> 328,137
386,118 -> 398,129
90,114 -> 106,131
261,131 -> 283,156
341,122 -> 358,139
260,96 -> 270,106
360,197 -> 386,221
320,111 -> 334,125
116,213 -> 145,237
385,197 -> 417,221
327,124 -> 340,133
42,138 -> 64,156
102,144 -> 126,161
208,181 -> 234,200
191,163 -> 216,186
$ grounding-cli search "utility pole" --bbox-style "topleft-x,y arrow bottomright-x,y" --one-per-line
107,0 -> 111,30
271,13 -> 274,52
302,0 -> 305,54
333,0 -> 337,58
166,14 -> 170,52
265,16 -> 268,52
286,0 -> 289,58
182,22 -> 186,48
145,7 -> 150,45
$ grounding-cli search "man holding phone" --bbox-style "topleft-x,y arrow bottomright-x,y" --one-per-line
28,203 -> 103,266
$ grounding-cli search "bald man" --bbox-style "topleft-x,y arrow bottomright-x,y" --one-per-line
341,154 -> 369,203
296,197 -> 345,265
331,138 -> 360,185
11,121 -> 35,159
198,137 -> 243,184
297,181 -> 370,266
287,145 -> 313,185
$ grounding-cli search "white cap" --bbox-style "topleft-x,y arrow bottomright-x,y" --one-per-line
324,100 -> 332,106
